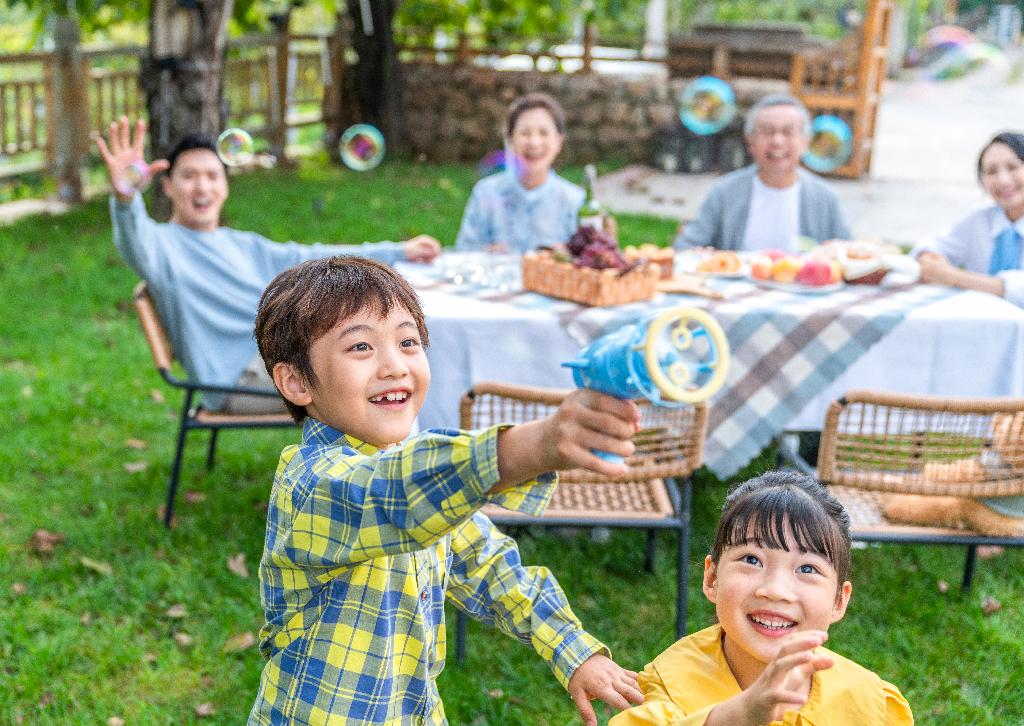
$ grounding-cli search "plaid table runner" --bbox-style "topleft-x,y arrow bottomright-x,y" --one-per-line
564,279 -> 957,479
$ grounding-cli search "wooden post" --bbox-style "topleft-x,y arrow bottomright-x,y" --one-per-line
322,12 -> 348,151
270,13 -> 291,161
456,32 -> 470,65
582,22 -> 595,73
49,14 -> 90,203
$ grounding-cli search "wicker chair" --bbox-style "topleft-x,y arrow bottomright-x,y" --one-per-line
133,282 -> 294,526
453,382 -> 708,662
781,390 -> 1024,590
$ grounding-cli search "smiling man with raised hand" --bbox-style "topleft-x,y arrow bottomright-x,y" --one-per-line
674,94 -> 851,253
96,116 -> 441,414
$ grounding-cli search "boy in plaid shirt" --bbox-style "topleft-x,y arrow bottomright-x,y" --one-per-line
249,256 -> 645,725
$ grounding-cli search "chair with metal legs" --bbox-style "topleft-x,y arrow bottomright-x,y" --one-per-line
452,381 -> 709,662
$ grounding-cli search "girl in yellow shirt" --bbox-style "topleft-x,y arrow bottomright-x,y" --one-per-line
611,471 -> 913,725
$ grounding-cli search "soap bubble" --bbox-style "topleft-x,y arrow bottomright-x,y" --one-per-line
340,124 -> 386,171
115,159 -> 151,196
802,115 -> 853,173
679,76 -> 736,136
216,128 -> 255,167
477,149 -> 524,179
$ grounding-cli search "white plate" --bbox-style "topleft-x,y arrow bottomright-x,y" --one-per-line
751,277 -> 845,294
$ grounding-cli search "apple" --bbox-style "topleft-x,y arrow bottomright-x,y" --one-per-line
771,256 -> 804,283
749,254 -> 774,280
796,257 -> 834,286
828,259 -> 843,284
762,248 -> 786,261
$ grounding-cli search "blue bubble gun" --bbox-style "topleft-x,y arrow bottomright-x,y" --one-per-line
562,308 -> 730,464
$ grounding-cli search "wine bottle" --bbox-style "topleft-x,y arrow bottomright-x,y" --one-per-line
578,163 -> 603,231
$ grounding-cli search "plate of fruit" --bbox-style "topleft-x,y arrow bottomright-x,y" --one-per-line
678,249 -> 747,277
748,250 -> 844,293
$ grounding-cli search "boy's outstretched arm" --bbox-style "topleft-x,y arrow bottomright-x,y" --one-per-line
494,388 -> 641,489
569,654 -> 644,726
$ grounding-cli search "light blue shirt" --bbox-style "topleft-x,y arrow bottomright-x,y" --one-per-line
913,203 -> 1024,308
454,170 -> 584,253
111,194 -> 404,408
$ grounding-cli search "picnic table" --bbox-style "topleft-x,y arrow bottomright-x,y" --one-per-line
400,256 -> 1024,479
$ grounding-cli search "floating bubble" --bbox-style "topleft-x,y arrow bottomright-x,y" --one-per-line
115,159 -> 151,196
927,41 -> 1008,81
679,76 -> 736,136
802,115 -> 852,174
923,25 -> 975,51
216,128 -> 255,167
477,149 -> 524,179
340,124 -> 385,171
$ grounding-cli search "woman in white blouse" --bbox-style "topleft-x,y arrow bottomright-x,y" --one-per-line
915,131 -> 1024,306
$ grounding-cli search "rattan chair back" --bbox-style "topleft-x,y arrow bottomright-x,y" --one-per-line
818,390 -> 1024,498
459,381 -> 708,483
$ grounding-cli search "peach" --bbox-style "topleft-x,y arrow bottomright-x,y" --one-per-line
749,254 -> 774,280
828,259 -> 843,284
796,256 -> 834,286
771,256 -> 804,284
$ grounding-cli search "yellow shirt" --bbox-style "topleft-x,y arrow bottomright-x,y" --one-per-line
610,625 -> 913,725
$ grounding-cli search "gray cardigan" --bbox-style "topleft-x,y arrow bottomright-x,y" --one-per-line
674,165 -> 851,249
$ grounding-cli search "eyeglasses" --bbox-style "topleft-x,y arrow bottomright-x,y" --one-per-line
751,125 -> 804,139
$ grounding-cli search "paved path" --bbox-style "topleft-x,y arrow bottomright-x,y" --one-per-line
599,59 -> 1024,243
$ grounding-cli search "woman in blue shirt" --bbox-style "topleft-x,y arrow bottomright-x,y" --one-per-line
915,131 -> 1024,307
455,93 -> 584,253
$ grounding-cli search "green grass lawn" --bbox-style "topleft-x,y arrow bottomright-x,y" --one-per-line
1,159 -> 1021,724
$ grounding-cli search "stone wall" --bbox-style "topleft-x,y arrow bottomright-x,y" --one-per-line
400,62 -> 788,167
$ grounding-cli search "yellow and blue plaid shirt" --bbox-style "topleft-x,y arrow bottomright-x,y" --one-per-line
249,418 -> 609,725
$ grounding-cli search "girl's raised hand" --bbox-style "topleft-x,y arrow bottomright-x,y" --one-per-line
707,630 -> 834,726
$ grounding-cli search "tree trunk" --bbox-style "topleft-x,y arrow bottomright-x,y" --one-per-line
141,0 -> 233,219
49,14 -> 90,203
346,0 -> 405,151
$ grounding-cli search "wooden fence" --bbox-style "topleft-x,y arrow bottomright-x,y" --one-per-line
0,20 -> 882,190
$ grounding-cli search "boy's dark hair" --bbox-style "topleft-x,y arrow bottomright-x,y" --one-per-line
977,131 -> 1024,179
710,470 -> 852,590
505,93 -> 566,138
254,256 -> 429,423
167,134 -> 226,174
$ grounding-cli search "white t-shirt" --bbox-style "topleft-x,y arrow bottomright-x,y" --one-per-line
741,176 -> 801,252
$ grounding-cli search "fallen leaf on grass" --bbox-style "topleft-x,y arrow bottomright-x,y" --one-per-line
977,545 -> 1005,560
487,688 -> 504,699
80,557 -> 113,576
29,529 -> 64,555
0,512 -> 8,522
142,652 -> 157,664
227,553 -> 249,578
37,692 -> 54,707
165,604 -> 188,619
21,385 -> 33,398
155,505 -> 178,529
123,461 -> 149,474
937,580 -> 949,593
195,703 -> 215,717
80,612 -> 92,625
124,438 -> 148,450
184,491 -> 207,504
982,596 -> 1002,615
12,582 -> 27,595
150,388 -> 165,404
107,718 -> 125,726
222,631 -> 256,653
173,632 -> 193,648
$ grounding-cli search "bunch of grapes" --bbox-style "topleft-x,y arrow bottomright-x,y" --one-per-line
566,226 -> 632,271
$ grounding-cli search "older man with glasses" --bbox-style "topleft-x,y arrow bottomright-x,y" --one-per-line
674,93 -> 851,252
